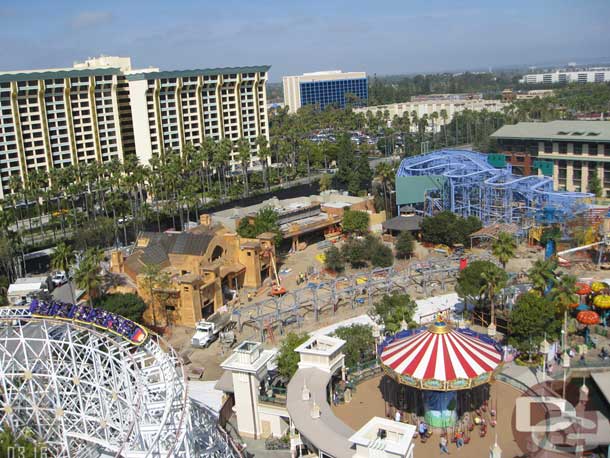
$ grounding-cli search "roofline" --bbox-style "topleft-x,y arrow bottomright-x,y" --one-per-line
0,67 -> 123,83
125,65 -> 271,81
490,133 -> 610,143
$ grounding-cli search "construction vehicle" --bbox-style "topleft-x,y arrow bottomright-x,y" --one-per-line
191,312 -> 234,348
266,248 -> 286,296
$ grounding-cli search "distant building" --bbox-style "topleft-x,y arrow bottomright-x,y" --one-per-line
355,98 -> 506,132
282,70 -> 368,113
502,88 -> 555,102
0,56 -> 271,198
0,56 -> 139,198
519,68 -> 610,84
127,65 -> 270,167
490,120 -> 610,195
410,93 -> 482,102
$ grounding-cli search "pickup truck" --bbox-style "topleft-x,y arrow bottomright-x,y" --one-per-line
191,312 -> 234,348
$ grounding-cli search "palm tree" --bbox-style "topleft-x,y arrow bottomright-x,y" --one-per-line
375,162 -> 395,217
256,135 -> 271,191
51,242 -> 76,303
236,137 -> 251,197
528,259 -> 558,295
492,232 -> 517,269
141,263 -> 167,327
74,248 -> 103,307
440,109 -> 449,146
549,274 -> 578,314
479,268 -> 507,333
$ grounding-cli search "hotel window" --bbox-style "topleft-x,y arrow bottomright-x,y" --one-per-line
544,142 -> 552,153
573,143 -> 582,155
588,144 -> 598,156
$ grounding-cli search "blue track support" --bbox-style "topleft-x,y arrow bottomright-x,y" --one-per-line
397,149 -> 593,225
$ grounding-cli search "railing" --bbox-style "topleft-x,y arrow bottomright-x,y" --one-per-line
346,358 -> 382,390
258,386 -> 288,406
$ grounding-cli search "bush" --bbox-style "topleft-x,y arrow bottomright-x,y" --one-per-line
421,211 -> 481,246
373,293 -> 417,334
342,210 -> 370,236
370,243 -> 393,267
341,238 -> 369,268
341,235 -> 394,269
324,245 -> 345,273
94,293 -> 147,323
395,231 -> 415,259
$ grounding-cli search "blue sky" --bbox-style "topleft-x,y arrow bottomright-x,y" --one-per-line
1,0 -> 609,81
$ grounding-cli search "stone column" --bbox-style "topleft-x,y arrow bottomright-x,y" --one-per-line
566,161 -> 574,192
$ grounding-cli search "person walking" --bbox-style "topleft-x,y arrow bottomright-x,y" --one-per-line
439,436 -> 450,454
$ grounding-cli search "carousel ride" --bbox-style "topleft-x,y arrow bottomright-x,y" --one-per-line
378,314 -> 503,429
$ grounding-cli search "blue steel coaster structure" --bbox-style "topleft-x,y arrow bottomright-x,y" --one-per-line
0,303 -> 240,458
396,150 -> 592,225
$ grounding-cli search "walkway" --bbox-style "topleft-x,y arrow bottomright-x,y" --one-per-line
286,367 -> 355,458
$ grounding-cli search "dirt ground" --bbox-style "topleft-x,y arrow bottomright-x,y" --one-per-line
166,239 -> 606,381
333,374 -> 524,458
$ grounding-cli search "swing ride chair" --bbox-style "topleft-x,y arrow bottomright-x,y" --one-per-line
378,314 -> 503,431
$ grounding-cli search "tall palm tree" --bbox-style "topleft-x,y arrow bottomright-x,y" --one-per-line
51,242 -> 76,303
440,109 -> 449,146
492,232 -> 517,269
375,162 -> 394,217
528,259 -> 558,295
141,263 -> 167,327
236,137 -> 251,197
479,268 -> 507,332
549,274 -> 578,314
74,248 -> 103,307
256,135 -> 271,191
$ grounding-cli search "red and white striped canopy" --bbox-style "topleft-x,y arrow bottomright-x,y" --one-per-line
380,323 -> 502,385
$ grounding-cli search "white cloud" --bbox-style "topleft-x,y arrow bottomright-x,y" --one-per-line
70,11 -> 113,29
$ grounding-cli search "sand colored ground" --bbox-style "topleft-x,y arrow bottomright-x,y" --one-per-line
333,375 -> 524,458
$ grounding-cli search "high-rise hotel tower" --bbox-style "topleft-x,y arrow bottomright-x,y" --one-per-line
0,56 -> 270,198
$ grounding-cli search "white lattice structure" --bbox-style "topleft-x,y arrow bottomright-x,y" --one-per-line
0,307 -> 238,458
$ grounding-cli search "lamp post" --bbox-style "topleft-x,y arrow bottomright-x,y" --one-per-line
372,323 -> 381,363
540,335 -> 550,381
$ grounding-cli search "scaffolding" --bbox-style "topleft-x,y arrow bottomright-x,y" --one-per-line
397,150 -> 593,226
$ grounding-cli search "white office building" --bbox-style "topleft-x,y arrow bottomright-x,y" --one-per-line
519,68 -> 610,84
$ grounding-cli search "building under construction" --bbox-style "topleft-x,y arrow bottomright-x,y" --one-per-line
396,149 -> 593,225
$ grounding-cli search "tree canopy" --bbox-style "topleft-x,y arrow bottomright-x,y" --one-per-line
341,235 -> 394,269
456,260 -> 507,308
324,245 -> 345,273
237,206 -> 282,245
94,293 -> 148,323
395,231 -> 415,259
421,211 -> 481,246
277,333 -> 309,378
373,292 -> 417,334
342,210 -> 370,236
508,292 -> 561,353
332,324 -> 375,367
